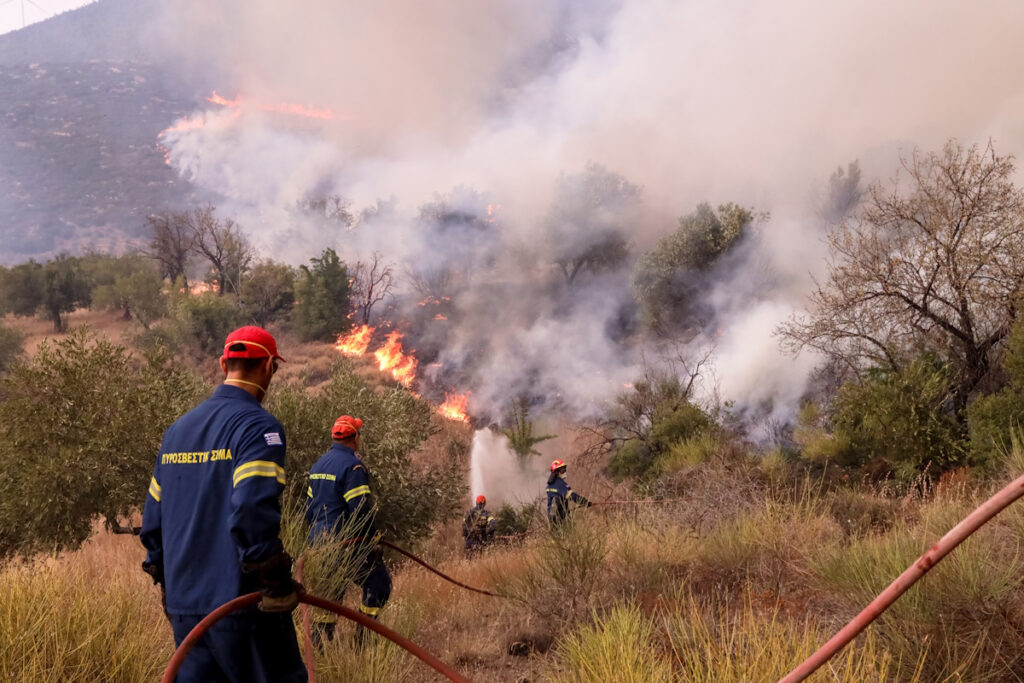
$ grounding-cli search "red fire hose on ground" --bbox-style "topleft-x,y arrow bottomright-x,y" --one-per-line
780,470 -> 1024,682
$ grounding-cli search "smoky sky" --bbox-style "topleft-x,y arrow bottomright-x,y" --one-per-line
152,0 -> 1024,425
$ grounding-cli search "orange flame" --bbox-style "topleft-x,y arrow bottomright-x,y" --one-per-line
438,391 -> 470,423
336,324 -> 375,357
206,91 -> 241,107
373,331 -> 418,387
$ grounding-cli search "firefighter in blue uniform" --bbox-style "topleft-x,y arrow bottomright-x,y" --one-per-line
546,459 -> 591,527
305,414 -> 392,646
140,326 -> 306,683
462,495 -> 496,557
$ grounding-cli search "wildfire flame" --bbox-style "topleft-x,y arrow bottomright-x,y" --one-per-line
438,391 -> 470,423
373,331 -> 418,387
336,324 -> 375,357
156,90 -> 345,165
333,322 -> 470,422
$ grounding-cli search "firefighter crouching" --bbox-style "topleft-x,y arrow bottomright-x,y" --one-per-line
140,326 -> 306,683
305,415 -> 392,646
546,459 -> 591,528
462,495 -> 496,557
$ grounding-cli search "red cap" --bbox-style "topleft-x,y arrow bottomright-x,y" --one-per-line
476,495 -> 486,505
222,326 -> 285,361
550,459 -> 566,472
332,415 -> 363,439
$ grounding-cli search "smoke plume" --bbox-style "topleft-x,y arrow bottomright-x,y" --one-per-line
151,0 -> 1024,426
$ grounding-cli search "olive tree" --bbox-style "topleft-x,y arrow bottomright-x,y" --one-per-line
0,331 -> 207,558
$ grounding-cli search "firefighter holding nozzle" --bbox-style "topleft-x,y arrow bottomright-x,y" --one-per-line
462,494 -> 496,556
546,458 -> 591,528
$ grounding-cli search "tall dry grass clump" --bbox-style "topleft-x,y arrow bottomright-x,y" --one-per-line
0,531 -> 172,682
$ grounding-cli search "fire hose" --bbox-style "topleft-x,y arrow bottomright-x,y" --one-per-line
163,539 -> 500,682
780,470 -> 1024,682
160,591 -> 470,683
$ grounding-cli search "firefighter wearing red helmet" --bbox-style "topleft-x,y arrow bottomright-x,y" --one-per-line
140,326 -> 306,683
305,414 -> 392,646
462,494 -> 496,557
546,459 -> 591,527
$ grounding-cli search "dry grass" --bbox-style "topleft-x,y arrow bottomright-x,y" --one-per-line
0,528 -> 172,682
6,316 -> 1024,681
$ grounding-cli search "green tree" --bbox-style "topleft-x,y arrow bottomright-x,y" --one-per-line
174,292 -> 243,356
502,397 -> 555,459
633,202 -> 756,332
292,248 -> 352,341
41,255 -> 91,332
89,253 -> 166,328
0,331 -> 207,558
267,360 -> 465,543
0,260 -> 43,317
240,260 -> 296,327
545,163 -> 640,286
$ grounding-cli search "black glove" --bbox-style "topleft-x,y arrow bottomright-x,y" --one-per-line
242,551 -> 303,612
142,560 -> 168,614
142,560 -> 164,585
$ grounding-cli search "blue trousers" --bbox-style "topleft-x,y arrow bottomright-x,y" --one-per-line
170,609 -> 307,683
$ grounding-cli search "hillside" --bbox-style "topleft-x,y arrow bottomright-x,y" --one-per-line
0,0 -> 212,263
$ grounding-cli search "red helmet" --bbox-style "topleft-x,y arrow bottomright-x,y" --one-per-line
476,495 -> 486,506
332,415 -> 363,439
550,459 -> 566,472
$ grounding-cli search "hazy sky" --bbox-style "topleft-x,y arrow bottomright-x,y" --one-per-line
0,0 -> 92,36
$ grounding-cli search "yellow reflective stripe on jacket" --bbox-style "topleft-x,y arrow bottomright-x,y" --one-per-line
359,604 -> 380,617
546,487 -> 559,494
309,473 -> 336,481
307,486 -> 313,498
233,460 -> 286,487
343,484 -> 371,502
148,476 -> 162,502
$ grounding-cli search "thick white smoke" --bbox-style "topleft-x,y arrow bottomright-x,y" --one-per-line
151,0 -> 1024,426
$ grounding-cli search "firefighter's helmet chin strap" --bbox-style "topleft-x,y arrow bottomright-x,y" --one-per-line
224,378 -> 267,395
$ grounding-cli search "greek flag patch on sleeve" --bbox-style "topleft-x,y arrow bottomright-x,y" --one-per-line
264,432 -> 283,446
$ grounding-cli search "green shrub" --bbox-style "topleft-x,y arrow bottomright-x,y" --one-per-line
493,501 -> 539,536
0,331 -> 207,558
827,358 -> 967,479
267,360 -> 465,544
969,320 -> 1024,468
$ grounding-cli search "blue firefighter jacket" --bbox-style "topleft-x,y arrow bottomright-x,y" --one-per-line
304,443 -> 377,542
546,474 -> 589,523
140,384 -> 289,616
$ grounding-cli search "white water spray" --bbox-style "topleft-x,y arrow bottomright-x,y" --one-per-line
467,428 -> 552,507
